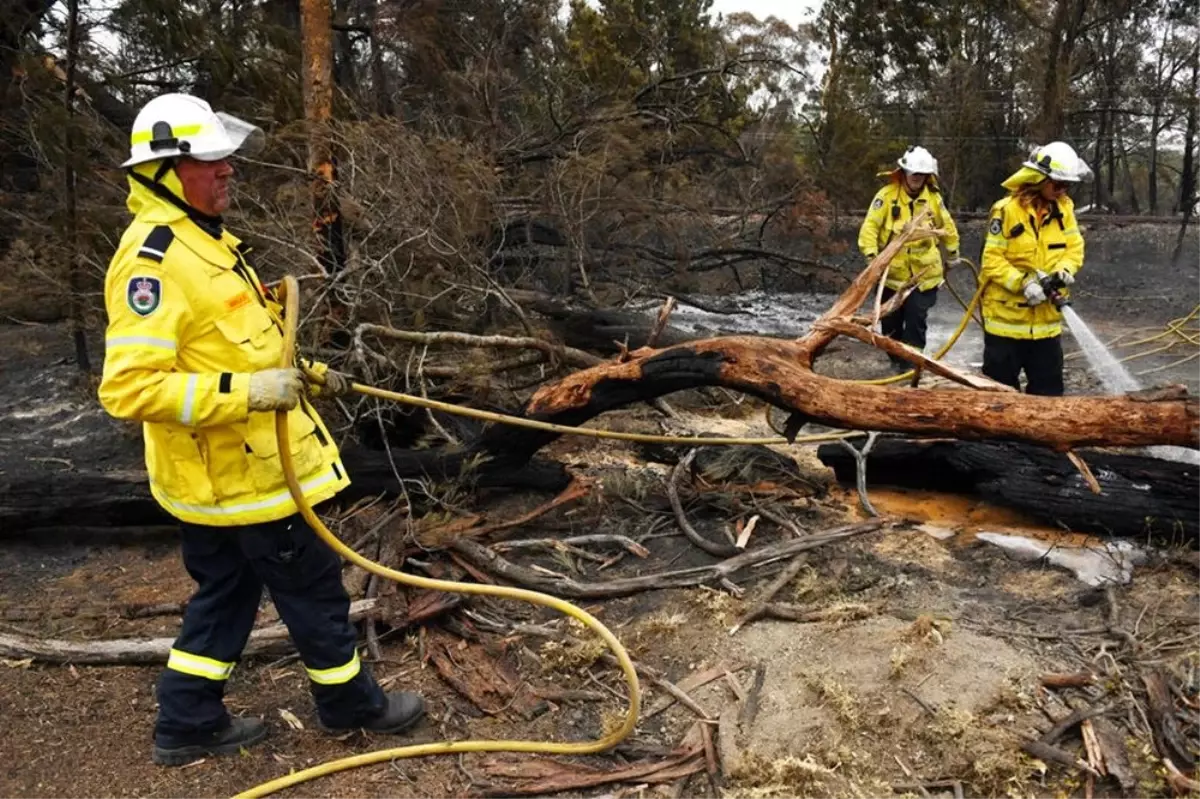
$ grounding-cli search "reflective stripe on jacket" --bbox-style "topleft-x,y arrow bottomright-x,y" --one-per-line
857,180 -> 960,291
979,194 -> 1085,340
99,165 -> 349,526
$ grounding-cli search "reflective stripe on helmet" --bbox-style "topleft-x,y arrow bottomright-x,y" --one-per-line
130,123 -> 205,145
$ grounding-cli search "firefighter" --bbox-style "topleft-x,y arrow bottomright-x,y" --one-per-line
858,145 -> 961,370
979,141 -> 1091,395
98,93 -> 425,766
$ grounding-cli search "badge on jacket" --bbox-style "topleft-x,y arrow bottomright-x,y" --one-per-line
988,217 -> 1002,235
872,198 -> 884,210
127,276 -> 162,317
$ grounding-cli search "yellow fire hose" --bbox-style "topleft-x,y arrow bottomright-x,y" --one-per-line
238,275 -> 644,798
247,257 -> 1168,796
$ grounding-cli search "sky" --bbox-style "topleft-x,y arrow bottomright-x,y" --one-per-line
707,0 -> 823,27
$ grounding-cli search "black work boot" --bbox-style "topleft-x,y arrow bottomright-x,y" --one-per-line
322,691 -> 426,734
152,716 -> 268,766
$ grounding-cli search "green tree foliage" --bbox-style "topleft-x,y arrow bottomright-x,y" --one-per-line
0,0 -> 1196,325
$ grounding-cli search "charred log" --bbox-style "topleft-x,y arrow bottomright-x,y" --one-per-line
0,445 -> 569,534
816,438 -> 1198,545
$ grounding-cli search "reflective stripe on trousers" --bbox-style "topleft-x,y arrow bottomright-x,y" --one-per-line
167,647 -> 235,680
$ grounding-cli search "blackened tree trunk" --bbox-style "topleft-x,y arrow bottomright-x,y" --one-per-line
1173,45 -> 1198,265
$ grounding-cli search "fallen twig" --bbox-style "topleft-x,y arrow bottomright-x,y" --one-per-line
1163,756 -> 1200,795
1065,450 -> 1103,495
494,534 -> 649,559
668,450 -> 741,557
755,601 -> 875,624
902,687 -> 939,716
739,663 -> 767,731
734,515 -> 760,549
357,323 -> 600,369
647,296 -> 678,349
418,477 -> 593,547
893,755 -> 932,798
449,521 -> 885,599
1021,738 -> 1103,778
0,598 -> 379,665
817,319 -> 1017,392
1142,667 -> 1196,768
837,432 -> 880,516
477,727 -> 704,796
717,701 -> 742,778
728,554 -> 809,635
1104,587 -> 1139,651
754,506 -> 806,537
891,780 -> 964,799
1041,702 -> 1114,746
644,662 -> 751,719
0,601 -> 187,622
1040,671 -> 1097,689
637,663 -> 714,721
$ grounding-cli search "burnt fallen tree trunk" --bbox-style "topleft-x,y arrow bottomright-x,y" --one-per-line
816,438 -> 1199,546
0,446 -> 569,534
6,217 -> 1196,537
462,341 -> 1198,475
507,289 -> 699,354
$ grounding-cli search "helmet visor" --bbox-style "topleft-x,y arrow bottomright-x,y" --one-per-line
191,112 -> 265,161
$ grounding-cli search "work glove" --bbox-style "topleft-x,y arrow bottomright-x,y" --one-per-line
1022,278 -> 1047,307
303,360 -> 355,398
1051,269 -> 1075,286
248,368 -> 304,412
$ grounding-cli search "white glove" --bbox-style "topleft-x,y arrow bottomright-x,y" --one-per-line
1053,269 -> 1075,286
1023,279 -> 1047,306
248,368 -> 304,411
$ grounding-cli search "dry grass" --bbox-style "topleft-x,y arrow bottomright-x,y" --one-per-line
726,750 -> 894,799
804,672 -> 862,728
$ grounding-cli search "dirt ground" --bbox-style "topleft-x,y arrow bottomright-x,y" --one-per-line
0,224 -> 1197,799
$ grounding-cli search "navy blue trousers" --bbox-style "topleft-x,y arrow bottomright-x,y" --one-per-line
982,332 -> 1065,396
154,512 -> 385,745
880,286 -> 939,359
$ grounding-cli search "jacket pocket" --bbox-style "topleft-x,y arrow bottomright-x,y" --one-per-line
243,409 -> 324,495
148,427 -> 215,506
213,307 -> 279,370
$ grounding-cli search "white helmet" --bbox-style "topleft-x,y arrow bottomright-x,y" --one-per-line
122,93 -> 264,168
1024,141 -> 1092,182
897,145 -> 938,176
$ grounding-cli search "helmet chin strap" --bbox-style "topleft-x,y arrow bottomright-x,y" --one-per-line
129,168 -> 225,238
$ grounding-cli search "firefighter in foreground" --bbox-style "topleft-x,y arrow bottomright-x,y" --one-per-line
980,141 -> 1091,395
858,145 -> 961,371
98,93 -> 425,766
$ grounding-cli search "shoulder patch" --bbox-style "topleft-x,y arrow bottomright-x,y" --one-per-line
871,198 -> 884,210
137,225 -> 175,263
988,217 -> 1003,235
127,276 -> 162,317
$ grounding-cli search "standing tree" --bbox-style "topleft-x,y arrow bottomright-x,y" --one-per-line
300,0 -> 345,277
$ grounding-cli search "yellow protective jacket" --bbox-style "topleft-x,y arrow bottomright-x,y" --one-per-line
857,179 -> 960,291
980,193 -> 1084,340
98,165 -> 349,526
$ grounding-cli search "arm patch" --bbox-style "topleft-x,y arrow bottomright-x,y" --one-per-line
988,217 -> 1002,235
127,276 -> 162,317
